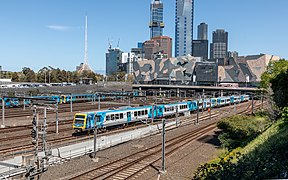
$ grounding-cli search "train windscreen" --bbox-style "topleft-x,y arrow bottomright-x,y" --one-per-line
74,115 -> 85,125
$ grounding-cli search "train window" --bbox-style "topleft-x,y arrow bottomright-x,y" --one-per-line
111,114 -> 115,120
106,116 -> 110,121
145,110 -> 148,115
134,111 -> 137,116
95,116 -> 101,122
120,113 -> 123,119
142,110 -> 144,115
164,108 -> 167,112
115,114 -> 120,119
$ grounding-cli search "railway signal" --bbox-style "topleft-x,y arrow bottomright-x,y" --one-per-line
31,112 -> 38,145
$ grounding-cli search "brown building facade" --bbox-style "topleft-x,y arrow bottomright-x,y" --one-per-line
143,36 -> 172,60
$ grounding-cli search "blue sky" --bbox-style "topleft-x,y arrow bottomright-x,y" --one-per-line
0,0 -> 287,72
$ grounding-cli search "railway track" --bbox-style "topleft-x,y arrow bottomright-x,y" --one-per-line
67,102 -> 263,180
0,111 -> 220,159
0,101 -> 137,119
0,101 -> 261,160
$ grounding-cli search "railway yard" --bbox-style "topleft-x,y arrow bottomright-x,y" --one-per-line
0,87 -> 265,180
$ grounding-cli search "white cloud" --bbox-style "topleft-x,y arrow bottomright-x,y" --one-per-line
46,25 -> 73,31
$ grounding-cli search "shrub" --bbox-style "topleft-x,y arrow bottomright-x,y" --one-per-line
217,115 -> 270,150
281,107 -> 288,124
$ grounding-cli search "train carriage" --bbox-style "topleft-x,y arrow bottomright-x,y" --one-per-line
230,96 -> 241,104
72,94 -> 251,132
241,95 -> 250,102
217,97 -> 230,107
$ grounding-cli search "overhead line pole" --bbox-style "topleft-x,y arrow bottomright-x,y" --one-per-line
161,118 -> 166,174
1,98 -> 5,128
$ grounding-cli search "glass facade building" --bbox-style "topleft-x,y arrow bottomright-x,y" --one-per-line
197,22 -> 208,40
175,0 -> 194,57
150,0 -> 164,39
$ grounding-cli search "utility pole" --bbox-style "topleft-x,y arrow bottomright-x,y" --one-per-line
252,94 -> 254,115
98,95 -> 101,110
1,98 -> 5,128
55,102 -> 59,134
196,99 -> 199,125
175,105 -> 179,127
209,98 -> 212,121
23,99 -> 26,111
234,98 -> 236,114
93,121 -> 98,159
43,107 -> 48,155
161,119 -> 166,174
70,94 -> 73,112
151,105 -> 155,124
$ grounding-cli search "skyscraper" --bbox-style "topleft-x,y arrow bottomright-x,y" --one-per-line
197,22 -> 208,40
150,0 -> 164,39
210,29 -> 228,59
175,0 -> 194,57
193,22 -> 208,59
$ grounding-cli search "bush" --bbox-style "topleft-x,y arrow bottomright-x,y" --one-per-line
217,115 -> 270,150
194,119 -> 288,179
281,107 -> 288,124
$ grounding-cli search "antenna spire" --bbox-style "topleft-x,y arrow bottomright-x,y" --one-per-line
78,15 -> 93,74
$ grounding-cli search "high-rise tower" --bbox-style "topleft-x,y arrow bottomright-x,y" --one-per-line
175,0 -> 194,57
210,29 -> 228,59
192,22 -> 208,59
149,0 -> 164,39
197,22 -> 208,40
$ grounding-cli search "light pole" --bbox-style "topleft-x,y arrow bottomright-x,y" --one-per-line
44,71 -> 47,84
161,119 -> 166,174
48,71 -> 51,84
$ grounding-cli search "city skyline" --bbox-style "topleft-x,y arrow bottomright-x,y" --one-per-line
0,0 -> 287,72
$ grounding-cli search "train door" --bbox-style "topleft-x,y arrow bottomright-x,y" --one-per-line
85,116 -> 90,130
127,112 -> 131,122
95,115 -> 101,128
158,106 -> 163,117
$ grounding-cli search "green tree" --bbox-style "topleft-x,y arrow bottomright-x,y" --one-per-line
22,67 -> 36,82
261,59 -> 288,89
11,72 -> 20,82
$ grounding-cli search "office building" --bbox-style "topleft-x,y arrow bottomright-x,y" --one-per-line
175,0 -> 194,57
197,22 -> 208,40
143,36 -> 172,60
192,22 -> 209,59
106,47 -> 123,75
192,40 -> 208,60
210,29 -> 228,59
150,0 -> 164,39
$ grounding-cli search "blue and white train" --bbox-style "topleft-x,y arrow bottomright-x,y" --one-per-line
0,91 -> 139,108
72,94 -> 251,132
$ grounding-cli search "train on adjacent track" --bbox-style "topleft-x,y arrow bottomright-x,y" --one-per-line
0,91 -> 139,108
72,94 -> 250,132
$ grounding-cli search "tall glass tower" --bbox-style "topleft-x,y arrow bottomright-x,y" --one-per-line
198,22 -> 208,40
175,0 -> 194,57
150,0 -> 164,39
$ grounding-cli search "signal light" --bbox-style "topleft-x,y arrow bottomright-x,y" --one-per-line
31,129 -> 37,139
